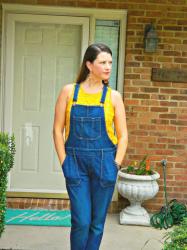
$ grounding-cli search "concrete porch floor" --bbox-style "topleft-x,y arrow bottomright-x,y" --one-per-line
0,213 -> 169,250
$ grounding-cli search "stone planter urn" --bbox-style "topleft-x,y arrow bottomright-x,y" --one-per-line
117,169 -> 160,226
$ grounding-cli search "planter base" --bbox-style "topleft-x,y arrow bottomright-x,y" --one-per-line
119,206 -> 151,226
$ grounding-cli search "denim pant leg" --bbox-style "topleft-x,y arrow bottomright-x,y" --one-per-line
85,151 -> 118,250
62,153 -> 92,250
85,179 -> 115,250
66,178 -> 91,250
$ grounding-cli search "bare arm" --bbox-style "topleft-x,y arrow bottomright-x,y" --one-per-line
53,84 -> 73,166
111,90 -> 128,166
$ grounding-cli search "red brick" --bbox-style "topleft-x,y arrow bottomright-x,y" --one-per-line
159,114 -> 177,119
150,107 -> 168,112
168,144 -> 185,150
141,100 -> 159,106
128,24 -> 144,30
142,62 -> 160,68
151,119 -> 169,124
175,175 -> 187,181
175,163 -> 187,168
178,20 -> 187,25
132,93 -> 151,99
167,12 -> 186,18
128,10 -> 145,16
158,138 -> 175,143
135,56 -> 153,62
163,51 -> 181,56
160,88 -> 179,94
178,114 -> 187,119
139,124 -> 156,130
142,87 -> 159,93
174,44 -> 187,51
134,107 -> 150,113
132,80 -> 151,86
127,31 -> 135,36
137,17 -> 156,23
126,62 -> 140,67
130,130 -> 148,136
37,0 -> 57,4
160,101 -> 177,107
156,56 -> 173,63
163,38 -> 182,44
57,0 -> 76,6
133,68 -> 151,74
171,95 -> 187,101
96,2 -> 118,8
125,87 -> 140,92
146,11 -> 164,17
167,0 -> 186,4
175,32 -> 187,38
179,89 -> 187,96
77,1 -> 96,7
175,57 -> 187,63
164,26 -> 182,31
170,120 -> 187,126
158,31 -> 175,37
148,143 -> 166,149
158,19 -> 177,25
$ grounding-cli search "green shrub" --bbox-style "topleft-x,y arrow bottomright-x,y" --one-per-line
0,132 -> 16,237
163,217 -> 187,250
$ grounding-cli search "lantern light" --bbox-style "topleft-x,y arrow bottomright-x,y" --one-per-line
144,23 -> 159,53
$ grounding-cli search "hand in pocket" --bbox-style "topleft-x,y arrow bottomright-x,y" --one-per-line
61,154 -> 67,168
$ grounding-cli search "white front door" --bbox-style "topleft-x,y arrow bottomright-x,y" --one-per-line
5,14 -> 89,194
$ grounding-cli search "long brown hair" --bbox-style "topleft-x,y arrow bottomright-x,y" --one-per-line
76,43 -> 112,85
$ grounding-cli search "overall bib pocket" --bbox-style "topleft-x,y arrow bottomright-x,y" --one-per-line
72,117 -> 101,140
61,154 -> 81,186
100,151 -> 118,188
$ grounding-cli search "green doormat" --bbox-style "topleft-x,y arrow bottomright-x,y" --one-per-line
5,209 -> 71,227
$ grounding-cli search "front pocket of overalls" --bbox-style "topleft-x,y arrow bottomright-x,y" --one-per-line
100,151 -> 118,188
72,117 -> 101,140
62,154 -> 81,186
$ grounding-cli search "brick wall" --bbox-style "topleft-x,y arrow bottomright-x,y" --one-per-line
1,0 -> 187,212
119,0 -> 187,211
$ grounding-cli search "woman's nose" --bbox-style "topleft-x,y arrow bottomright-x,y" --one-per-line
105,62 -> 111,70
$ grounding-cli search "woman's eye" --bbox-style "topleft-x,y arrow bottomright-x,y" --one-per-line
100,61 -> 112,64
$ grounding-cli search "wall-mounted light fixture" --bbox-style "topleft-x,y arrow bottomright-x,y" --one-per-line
144,23 -> 159,53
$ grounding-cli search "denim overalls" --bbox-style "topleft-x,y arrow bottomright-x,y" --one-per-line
62,83 -> 118,250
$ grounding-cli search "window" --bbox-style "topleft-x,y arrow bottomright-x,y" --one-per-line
95,20 -> 120,89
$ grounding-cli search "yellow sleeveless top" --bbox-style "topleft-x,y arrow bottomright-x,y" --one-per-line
65,83 -> 118,145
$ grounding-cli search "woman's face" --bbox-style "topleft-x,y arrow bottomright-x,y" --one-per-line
87,52 -> 112,81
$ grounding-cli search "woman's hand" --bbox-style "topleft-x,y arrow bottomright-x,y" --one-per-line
114,160 -> 121,170
61,154 -> 67,166
111,90 -> 128,167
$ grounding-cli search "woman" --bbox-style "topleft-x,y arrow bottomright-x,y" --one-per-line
53,43 -> 128,250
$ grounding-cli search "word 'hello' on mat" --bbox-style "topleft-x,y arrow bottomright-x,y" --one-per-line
5,209 -> 71,227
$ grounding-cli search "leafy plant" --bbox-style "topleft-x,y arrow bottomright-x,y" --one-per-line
123,155 -> 155,175
163,217 -> 187,250
0,132 -> 16,237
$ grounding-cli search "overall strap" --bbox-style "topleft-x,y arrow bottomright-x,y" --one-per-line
100,85 -> 108,104
73,83 -> 80,102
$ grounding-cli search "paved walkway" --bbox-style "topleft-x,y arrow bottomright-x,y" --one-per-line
0,214 -> 169,250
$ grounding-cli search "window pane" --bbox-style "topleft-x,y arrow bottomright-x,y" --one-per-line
95,20 -> 120,89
